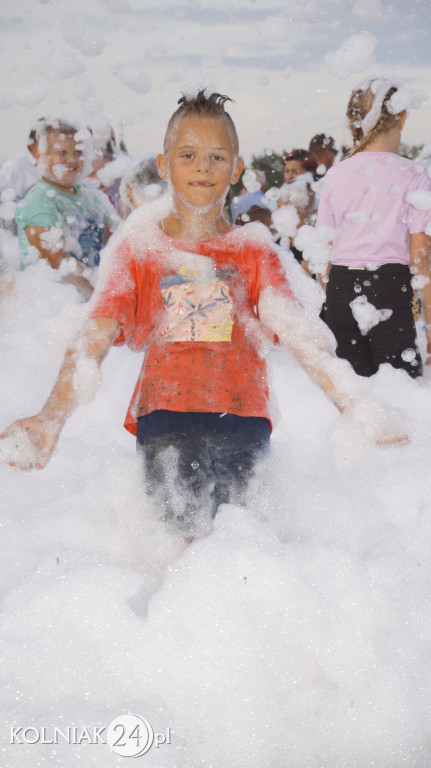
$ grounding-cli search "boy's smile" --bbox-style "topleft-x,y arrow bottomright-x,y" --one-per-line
157,115 -> 242,212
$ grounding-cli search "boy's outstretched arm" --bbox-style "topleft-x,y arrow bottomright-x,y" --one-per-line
258,287 -> 408,444
258,287 -> 356,412
0,316 -> 120,470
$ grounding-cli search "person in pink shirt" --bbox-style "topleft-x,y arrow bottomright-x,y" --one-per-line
317,77 -> 431,378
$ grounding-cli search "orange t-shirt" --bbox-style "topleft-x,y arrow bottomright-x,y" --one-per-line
90,224 -> 294,435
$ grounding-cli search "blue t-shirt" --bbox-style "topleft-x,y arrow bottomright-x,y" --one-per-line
16,180 -> 118,269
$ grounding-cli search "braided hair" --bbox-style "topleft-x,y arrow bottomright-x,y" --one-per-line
346,82 -> 399,157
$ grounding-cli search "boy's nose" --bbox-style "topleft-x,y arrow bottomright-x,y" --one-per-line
196,155 -> 210,171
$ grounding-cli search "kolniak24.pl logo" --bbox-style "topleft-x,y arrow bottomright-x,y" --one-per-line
10,714 -> 172,758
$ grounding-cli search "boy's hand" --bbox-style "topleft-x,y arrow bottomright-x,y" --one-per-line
0,416 -> 62,470
376,434 -> 409,446
330,399 -> 410,470
0,318 -> 119,472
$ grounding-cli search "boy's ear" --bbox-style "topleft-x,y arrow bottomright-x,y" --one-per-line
231,157 -> 244,186
156,153 -> 168,181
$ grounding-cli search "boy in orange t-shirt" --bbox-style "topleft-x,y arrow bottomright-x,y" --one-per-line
0,91 -> 404,538
88,201 -> 294,533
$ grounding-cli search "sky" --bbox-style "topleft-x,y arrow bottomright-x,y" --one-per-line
0,0 -> 430,164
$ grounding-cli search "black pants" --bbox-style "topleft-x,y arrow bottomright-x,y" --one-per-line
137,410 -> 270,536
322,264 -> 422,378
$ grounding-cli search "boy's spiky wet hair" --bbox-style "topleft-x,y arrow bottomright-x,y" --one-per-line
163,90 -> 239,155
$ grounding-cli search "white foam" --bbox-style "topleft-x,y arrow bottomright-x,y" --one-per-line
1,218 -> 431,766
112,61 -> 151,94
325,32 -> 377,81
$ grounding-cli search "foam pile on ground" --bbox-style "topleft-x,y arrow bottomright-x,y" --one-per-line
1,256 -> 431,766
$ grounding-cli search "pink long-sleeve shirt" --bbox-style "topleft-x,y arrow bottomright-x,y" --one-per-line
317,152 -> 431,268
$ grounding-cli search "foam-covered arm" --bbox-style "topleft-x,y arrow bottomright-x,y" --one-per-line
259,287 -> 408,445
0,316 -> 119,470
259,286 -> 362,412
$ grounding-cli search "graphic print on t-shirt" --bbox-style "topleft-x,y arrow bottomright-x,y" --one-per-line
160,266 -> 233,342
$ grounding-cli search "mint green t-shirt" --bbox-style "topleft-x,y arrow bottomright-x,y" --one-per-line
16,180 -> 118,269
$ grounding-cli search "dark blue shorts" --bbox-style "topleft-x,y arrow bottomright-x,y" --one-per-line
137,410 -> 270,535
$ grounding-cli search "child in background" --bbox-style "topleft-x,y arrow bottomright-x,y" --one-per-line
277,149 -> 319,276
118,155 -> 168,218
86,125 -> 116,197
0,120 -> 41,203
86,116 -> 134,211
0,119 -> 44,237
235,203 -> 273,229
230,169 -> 269,224
0,92 -> 404,538
15,117 -> 119,299
278,149 -> 317,226
308,134 -> 338,177
317,77 -> 431,377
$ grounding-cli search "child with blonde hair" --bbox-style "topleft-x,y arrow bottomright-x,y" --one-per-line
0,91 -> 405,538
318,77 -> 431,377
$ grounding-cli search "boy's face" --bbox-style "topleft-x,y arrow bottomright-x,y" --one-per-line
36,131 -> 85,190
157,115 -> 242,211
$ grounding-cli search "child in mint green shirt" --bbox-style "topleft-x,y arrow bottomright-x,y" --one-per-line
15,117 -> 118,298
17,180 -> 117,269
